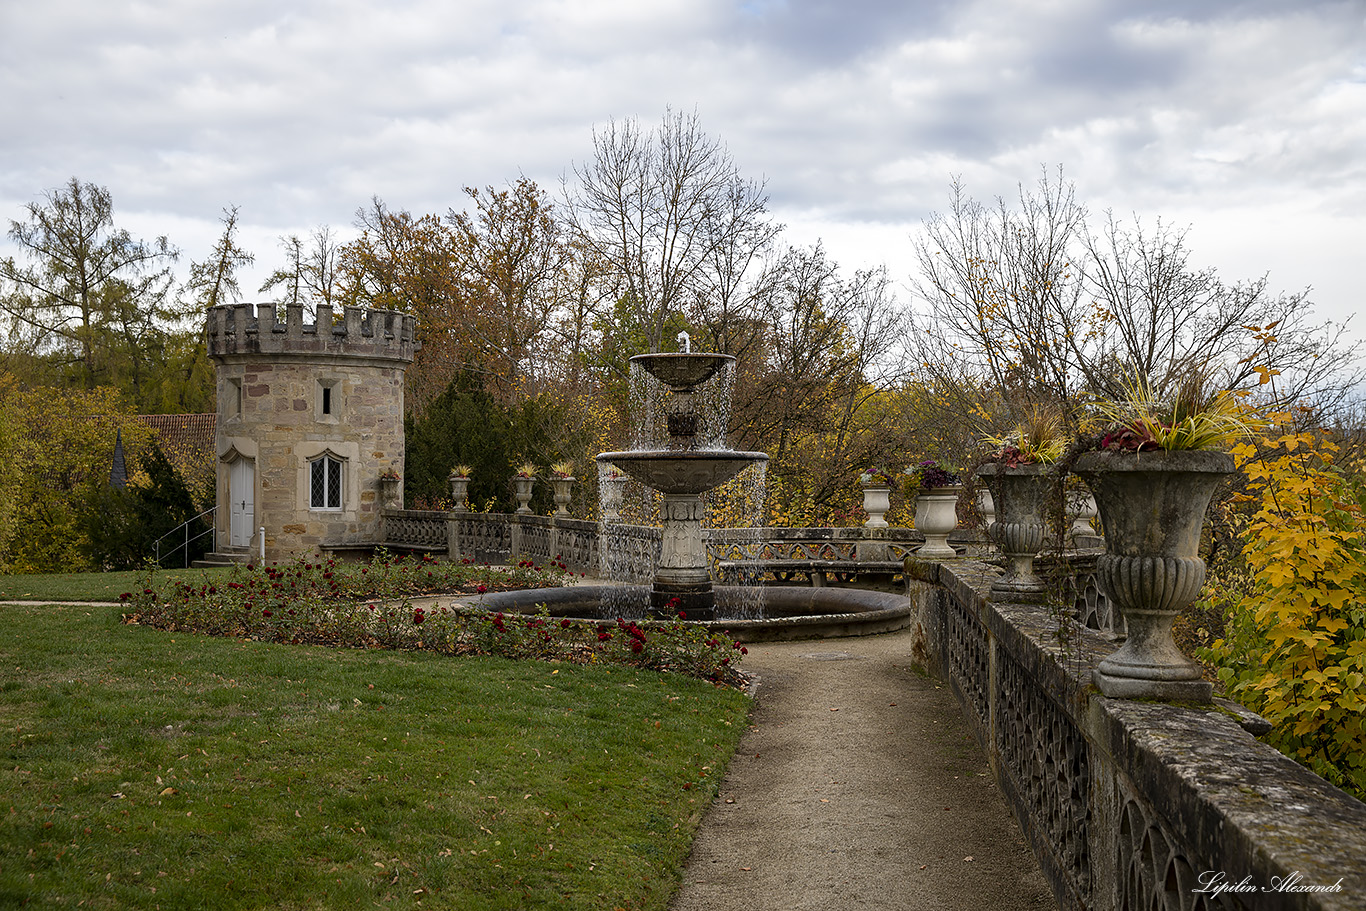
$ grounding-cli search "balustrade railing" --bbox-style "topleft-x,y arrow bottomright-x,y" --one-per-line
914,559 -> 1366,911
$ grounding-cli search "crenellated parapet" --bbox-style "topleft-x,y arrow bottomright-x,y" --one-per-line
205,302 -> 419,363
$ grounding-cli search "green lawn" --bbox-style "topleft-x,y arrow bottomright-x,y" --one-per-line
0,603 -> 751,909
0,568 -> 236,602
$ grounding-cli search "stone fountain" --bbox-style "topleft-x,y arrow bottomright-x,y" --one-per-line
597,344 -> 767,620
473,337 -> 913,641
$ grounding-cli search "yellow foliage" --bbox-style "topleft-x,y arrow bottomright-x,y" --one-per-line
1205,419 -> 1366,799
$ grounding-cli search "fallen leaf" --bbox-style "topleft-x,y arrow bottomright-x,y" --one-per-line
963,856 -> 974,862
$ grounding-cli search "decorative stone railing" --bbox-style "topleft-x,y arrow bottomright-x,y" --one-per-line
381,510 -> 602,574
379,512 -> 984,586
907,557 -> 1366,911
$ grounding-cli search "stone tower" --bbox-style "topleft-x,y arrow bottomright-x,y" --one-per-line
205,302 -> 418,562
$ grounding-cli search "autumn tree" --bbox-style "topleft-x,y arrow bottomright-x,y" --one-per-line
728,244 -> 910,523
339,199 -> 468,415
446,178 -> 570,398
0,178 -> 179,399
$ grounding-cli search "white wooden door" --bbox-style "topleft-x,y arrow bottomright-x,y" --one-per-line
229,458 -> 255,547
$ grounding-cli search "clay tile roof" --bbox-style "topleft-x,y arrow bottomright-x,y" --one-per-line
135,414 -> 217,490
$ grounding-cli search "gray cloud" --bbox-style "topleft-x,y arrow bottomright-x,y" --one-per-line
1,0 -> 1362,327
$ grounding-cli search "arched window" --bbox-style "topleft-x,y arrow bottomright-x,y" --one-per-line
309,454 -> 343,510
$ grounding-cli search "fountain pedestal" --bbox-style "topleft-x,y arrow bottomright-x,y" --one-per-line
654,494 -> 714,619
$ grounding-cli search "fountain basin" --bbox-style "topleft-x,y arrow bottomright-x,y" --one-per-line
598,450 -> 768,495
467,585 -> 912,643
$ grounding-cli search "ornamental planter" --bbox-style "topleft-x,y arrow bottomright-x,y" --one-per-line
1072,449 -> 1234,702
600,474 -> 628,523
914,485 -> 962,558
512,476 -> 534,515
379,475 -> 401,510
448,475 -> 470,512
976,463 -> 1052,602
976,487 -> 996,534
551,477 -> 575,517
862,486 -> 892,529
1067,489 -> 1098,536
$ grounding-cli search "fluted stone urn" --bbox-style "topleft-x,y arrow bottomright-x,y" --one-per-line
977,463 -> 1052,602
1073,449 -> 1234,702
551,477 -> 575,517
448,474 -> 470,512
379,474 -> 402,510
976,487 -> 996,534
512,476 -> 534,515
914,485 -> 962,558
599,472 -> 628,523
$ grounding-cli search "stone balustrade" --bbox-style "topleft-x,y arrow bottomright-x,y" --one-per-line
907,557 -> 1366,911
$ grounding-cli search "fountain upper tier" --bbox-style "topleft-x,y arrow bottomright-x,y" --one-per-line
630,352 -> 734,390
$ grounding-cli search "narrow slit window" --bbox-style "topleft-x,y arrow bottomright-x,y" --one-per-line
322,386 -> 332,415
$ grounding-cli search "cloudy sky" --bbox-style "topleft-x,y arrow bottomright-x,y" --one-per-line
2,0 -> 1363,333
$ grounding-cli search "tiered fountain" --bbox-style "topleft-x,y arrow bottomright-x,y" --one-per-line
472,337 -> 912,641
597,343 -> 768,620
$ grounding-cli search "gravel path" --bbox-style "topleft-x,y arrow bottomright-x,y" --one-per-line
669,628 -> 1055,911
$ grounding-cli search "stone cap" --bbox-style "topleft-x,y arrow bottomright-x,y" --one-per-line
205,302 -> 419,363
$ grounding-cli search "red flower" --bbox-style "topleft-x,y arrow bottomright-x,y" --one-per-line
630,640 -> 644,653
413,609 -> 426,625
262,609 -> 272,617
560,618 -> 572,629
476,584 -> 487,595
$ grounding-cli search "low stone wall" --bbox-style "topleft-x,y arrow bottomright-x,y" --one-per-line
908,558 -> 1366,911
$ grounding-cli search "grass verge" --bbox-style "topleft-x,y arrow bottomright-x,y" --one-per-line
0,603 -> 750,909
0,569 -> 236,603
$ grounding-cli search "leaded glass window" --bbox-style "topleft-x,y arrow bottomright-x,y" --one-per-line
310,455 -> 343,509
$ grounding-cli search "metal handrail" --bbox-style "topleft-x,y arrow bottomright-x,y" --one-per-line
153,506 -> 217,569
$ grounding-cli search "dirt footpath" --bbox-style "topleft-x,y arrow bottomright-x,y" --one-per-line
669,628 -> 1055,911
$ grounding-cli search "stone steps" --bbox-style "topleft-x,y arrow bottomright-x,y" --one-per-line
191,551 -> 252,568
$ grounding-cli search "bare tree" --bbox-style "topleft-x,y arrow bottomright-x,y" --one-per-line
910,169 -> 1360,427
182,205 -> 254,313
1080,213 -> 1357,409
563,108 -> 778,353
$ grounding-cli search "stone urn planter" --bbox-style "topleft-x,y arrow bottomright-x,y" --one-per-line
1067,489 -> 1098,536
378,474 -> 401,510
976,487 -> 996,533
512,476 -> 534,515
914,485 -> 962,558
448,474 -> 470,512
1072,449 -> 1234,702
861,486 -> 891,529
551,477 -> 575,517
600,472 -> 628,523
977,463 -> 1052,602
